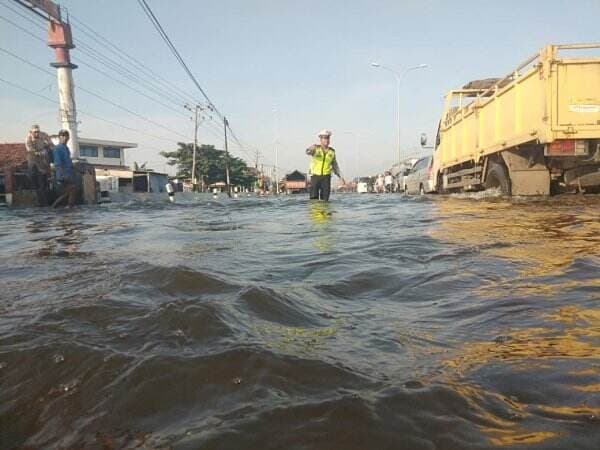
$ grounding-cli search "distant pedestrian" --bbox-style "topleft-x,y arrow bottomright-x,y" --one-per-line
376,174 -> 385,193
25,124 -> 53,206
51,129 -> 77,208
306,129 -> 345,201
384,172 -> 393,193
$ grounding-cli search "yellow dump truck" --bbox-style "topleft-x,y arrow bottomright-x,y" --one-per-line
432,43 -> 600,195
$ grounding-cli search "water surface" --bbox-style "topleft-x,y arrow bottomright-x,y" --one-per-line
1,193 -> 599,449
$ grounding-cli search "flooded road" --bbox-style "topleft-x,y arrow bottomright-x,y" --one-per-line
1,194 -> 599,449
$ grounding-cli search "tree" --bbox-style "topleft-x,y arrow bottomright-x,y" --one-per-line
160,142 -> 256,190
133,161 -> 147,171
160,143 -> 194,179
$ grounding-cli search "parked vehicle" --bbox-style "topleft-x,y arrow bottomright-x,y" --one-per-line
430,43 -> 600,196
404,156 -> 435,195
356,177 -> 372,193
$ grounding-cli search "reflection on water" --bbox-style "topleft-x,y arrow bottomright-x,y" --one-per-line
27,216 -> 89,258
1,195 -> 599,449
309,200 -> 334,252
427,196 -> 600,447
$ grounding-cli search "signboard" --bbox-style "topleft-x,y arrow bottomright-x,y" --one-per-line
569,104 -> 600,114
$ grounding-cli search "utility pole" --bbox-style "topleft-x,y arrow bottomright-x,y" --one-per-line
253,148 -> 260,193
17,0 -> 80,158
272,106 -> 279,195
223,116 -> 231,198
185,104 -> 203,191
274,141 -> 279,195
370,62 -> 428,166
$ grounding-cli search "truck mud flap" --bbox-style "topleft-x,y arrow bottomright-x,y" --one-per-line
564,165 -> 600,188
501,147 -> 550,196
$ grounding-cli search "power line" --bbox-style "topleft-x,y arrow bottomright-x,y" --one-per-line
69,13 -> 199,107
75,42 -> 189,111
0,45 -> 191,141
0,3 -> 237,153
1,0 -> 45,30
0,13 -> 45,42
136,0 -> 253,159
72,52 -> 190,118
0,10 -> 189,118
75,40 -> 193,111
0,75 -> 181,146
1,3 -> 250,159
0,17 -> 226,149
136,0 -> 219,116
1,1 -> 196,113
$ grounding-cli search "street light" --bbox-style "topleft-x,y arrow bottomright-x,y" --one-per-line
339,130 -> 360,181
371,62 -> 428,164
340,129 -> 379,179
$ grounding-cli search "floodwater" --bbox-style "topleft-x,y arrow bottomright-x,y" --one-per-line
1,193 -> 599,449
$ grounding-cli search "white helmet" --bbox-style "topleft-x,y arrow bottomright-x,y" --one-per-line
318,129 -> 332,137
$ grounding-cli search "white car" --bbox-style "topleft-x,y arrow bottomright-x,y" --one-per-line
404,156 -> 436,195
356,177 -> 371,193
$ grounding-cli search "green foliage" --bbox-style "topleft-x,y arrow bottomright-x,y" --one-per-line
133,161 -> 147,171
160,142 -> 256,188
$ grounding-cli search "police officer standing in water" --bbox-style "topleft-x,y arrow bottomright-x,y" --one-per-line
306,130 -> 345,201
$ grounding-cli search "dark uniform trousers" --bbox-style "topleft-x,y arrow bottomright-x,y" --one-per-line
310,175 -> 331,201
29,165 -> 49,207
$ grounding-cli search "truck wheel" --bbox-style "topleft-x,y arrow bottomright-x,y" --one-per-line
484,161 -> 511,195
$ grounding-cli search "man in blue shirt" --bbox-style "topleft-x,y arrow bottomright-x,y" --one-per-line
51,129 -> 77,208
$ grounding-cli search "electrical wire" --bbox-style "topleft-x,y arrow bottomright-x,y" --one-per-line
136,0 -> 253,159
1,1 -> 197,112
0,4 -> 243,157
0,46 -> 191,141
0,13 -> 45,42
69,13 -> 199,107
136,0 -> 219,117
75,43 -> 189,111
0,9 -> 189,118
2,2 -> 253,162
72,52 -> 190,119
0,75 -> 181,146
1,0 -> 46,31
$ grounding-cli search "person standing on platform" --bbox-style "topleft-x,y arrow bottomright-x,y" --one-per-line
305,129 -> 345,201
51,129 -> 77,208
25,124 -> 53,206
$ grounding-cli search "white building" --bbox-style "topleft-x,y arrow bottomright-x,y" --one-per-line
77,138 -> 169,198
78,138 -> 137,169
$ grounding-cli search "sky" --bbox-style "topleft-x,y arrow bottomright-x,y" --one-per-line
1,0 -> 599,178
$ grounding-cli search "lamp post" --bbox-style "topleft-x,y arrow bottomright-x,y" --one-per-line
370,62 -> 427,165
340,130 -> 363,181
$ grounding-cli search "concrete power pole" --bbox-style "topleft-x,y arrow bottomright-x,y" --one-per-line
185,104 -> 202,191
274,143 -> 279,195
223,116 -> 231,198
53,47 -> 79,159
18,1 -> 80,158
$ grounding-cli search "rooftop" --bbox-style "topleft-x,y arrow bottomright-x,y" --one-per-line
0,143 -> 27,169
79,138 -> 137,149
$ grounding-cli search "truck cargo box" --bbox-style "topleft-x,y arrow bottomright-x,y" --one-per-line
434,43 -> 600,195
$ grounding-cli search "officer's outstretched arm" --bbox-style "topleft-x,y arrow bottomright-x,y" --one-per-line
332,157 -> 343,178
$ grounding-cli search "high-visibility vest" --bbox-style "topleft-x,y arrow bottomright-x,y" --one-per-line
310,147 -> 336,176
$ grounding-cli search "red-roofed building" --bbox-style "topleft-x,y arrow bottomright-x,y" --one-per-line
0,143 -> 27,170
0,143 -> 29,204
